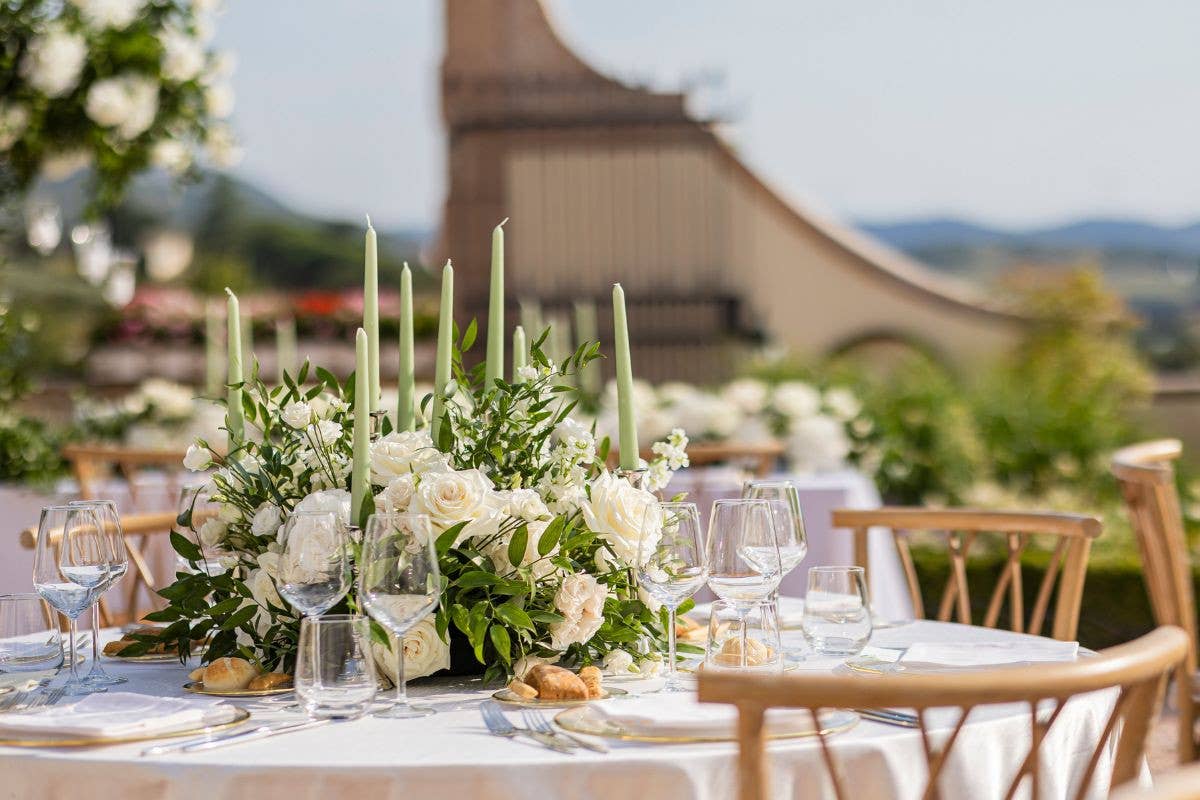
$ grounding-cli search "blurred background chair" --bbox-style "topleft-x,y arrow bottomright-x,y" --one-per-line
1112,439 -> 1198,762
699,626 -> 1189,800
1111,761 -> 1200,799
62,444 -> 188,509
831,508 -> 1102,641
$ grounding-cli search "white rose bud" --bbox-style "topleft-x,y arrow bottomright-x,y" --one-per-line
197,517 -> 226,549
602,649 -> 634,675
281,401 -> 312,428
182,443 -> 210,471
250,504 -> 282,538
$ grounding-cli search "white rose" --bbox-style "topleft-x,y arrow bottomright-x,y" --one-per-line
823,387 -> 863,420
0,102 -> 30,150
637,584 -> 662,614
372,619 -> 450,682
247,567 -> 283,612
549,573 -> 608,650
160,26 -> 206,82
411,468 -> 495,530
375,474 -> 415,513
787,414 -> 851,473
183,443 -> 210,471
217,503 -> 241,524
250,504 -> 282,538
497,488 -> 551,522
602,649 -> 635,675
85,74 -> 159,140
369,430 -> 447,484
21,27 -> 86,98
281,401 -> 312,428
773,381 -> 822,420
722,379 -> 769,415
293,489 -> 352,529
204,82 -> 235,118
580,472 -> 663,566
70,0 -> 145,29
197,517 -> 226,549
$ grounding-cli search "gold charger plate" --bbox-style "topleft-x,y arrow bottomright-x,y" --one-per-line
554,705 -> 858,744
183,681 -> 293,698
491,686 -> 628,708
0,706 -> 251,748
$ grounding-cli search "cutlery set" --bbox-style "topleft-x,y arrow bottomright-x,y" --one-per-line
481,703 -> 607,755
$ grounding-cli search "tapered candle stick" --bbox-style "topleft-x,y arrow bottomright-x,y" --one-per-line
612,284 -> 639,470
364,215 -> 380,412
397,263 -> 415,432
512,325 -> 527,383
204,298 -> 223,398
573,300 -> 600,397
224,288 -> 244,450
485,218 -> 508,388
275,317 -> 297,383
351,328 -> 371,526
431,261 -> 454,449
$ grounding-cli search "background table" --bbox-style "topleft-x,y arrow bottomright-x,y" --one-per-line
0,621 -> 1125,800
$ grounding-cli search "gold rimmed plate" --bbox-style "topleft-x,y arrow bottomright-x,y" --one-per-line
491,686 -> 628,708
554,705 -> 858,744
107,651 -> 191,664
0,706 -> 251,748
183,681 -> 293,698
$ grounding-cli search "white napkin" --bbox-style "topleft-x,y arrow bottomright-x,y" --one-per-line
590,694 -> 817,738
0,692 -> 232,738
901,640 -> 1078,668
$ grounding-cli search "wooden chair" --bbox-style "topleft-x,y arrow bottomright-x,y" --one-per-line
62,444 -> 188,506
831,508 -> 1102,641
19,511 -> 177,625
1112,439 -> 1198,761
1110,762 -> 1200,799
699,626 -> 1189,800
609,441 -> 785,478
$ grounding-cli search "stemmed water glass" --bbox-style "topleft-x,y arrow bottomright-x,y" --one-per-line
68,500 -> 129,687
358,512 -> 441,719
638,501 -> 707,692
33,505 -> 113,695
276,512 -> 351,617
704,499 -> 781,668
742,480 -> 807,581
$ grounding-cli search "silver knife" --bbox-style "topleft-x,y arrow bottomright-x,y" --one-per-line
180,718 -> 331,753
142,719 -> 325,756
853,708 -> 919,728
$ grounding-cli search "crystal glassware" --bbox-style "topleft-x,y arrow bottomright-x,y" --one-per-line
704,599 -> 783,673
68,500 -> 129,687
358,513 -> 441,719
176,483 -> 226,576
294,614 -> 377,720
801,566 -> 873,657
0,593 -> 63,673
705,498 -> 781,669
741,480 -> 808,578
277,512 -> 351,617
637,501 -> 707,692
33,505 -> 112,695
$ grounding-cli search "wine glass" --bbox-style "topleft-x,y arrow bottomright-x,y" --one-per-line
741,480 -> 807,580
33,506 -> 112,696
277,512 -> 351,617
637,501 -> 707,692
67,500 -> 129,687
176,483 -> 225,576
705,499 -> 781,668
0,594 -> 63,673
295,614 -> 377,720
358,513 -> 441,719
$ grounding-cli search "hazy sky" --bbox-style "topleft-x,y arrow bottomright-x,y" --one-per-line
213,0 -> 1200,231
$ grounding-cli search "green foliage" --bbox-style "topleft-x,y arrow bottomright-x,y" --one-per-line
0,412 -> 69,485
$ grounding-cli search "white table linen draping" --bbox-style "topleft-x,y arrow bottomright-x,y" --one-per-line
0,621 -> 1132,800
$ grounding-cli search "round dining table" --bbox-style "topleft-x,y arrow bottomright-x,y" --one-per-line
0,621 -> 1130,800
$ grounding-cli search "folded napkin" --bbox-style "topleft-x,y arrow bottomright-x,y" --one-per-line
0,692 -> 231,738
900,640 -> 1079,668
590,694 -> 817,739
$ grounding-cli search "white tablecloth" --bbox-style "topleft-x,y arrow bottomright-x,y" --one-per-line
0,622 -> 1127,800
666,468 -> 912,617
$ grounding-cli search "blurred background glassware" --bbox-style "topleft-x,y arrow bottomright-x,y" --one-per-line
176,483 -> 227,576
33,505 -> 112,695
277,511 -> 351,617
704,599 -> 783,673
358,512 -> 441,719
0,594 -> 63,673
801,566 -> 873,657
638,501 -> 707,692
294,614 -> 377,720
67,500 -> 130,687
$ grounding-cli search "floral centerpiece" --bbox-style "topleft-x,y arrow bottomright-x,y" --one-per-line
148,328 -> 690,684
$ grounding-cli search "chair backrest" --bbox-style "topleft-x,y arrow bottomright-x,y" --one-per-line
62,444 -> 188,508
699,626 -> 1189,800
832,508 -> 1102,641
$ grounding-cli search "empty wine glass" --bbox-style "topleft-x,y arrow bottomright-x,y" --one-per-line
0,594 -> 63,673
705,499 -> 781,668
277,512 -> 350,617
359,513 -> 441,719
68,500 -> 129,687
295,614 -> 377,720
801,566 -> 873,657
176,483 -> 226,576
33,506 -> 112,695
638,502 -> 707,692
741,480 -> 807,579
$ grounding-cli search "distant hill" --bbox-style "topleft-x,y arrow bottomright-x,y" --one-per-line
860,217 -> 1200,259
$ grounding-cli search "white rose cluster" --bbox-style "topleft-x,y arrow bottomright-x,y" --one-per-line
160,26 -> 206,83
20,27 -> 87,98
548,573 -> 608,650
85,73 -> 159,140
369,430 -> 448,485
70,0 -> 145,30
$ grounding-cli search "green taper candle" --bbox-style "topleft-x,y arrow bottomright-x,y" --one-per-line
204,298 -> 223,398
364,216 -> 380,411
512,325 -> 527,383
431,261 -> 454,448
573,300 -> 600,398
224,287 -> 244,450
485,218 -> 508,388
397,263 -> 415,432
351,328 -> 371,526
612,283 -> 639,469
275,316 -> 297,383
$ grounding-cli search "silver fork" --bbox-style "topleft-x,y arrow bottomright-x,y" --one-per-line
21,687 -> 66,712
520,708 -> 608,753
480,703 -> 573,754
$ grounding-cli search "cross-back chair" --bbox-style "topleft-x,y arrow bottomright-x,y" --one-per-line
832,508 -> 1102,641
699,626 -> 1189,800
1111,439 -> 1198,761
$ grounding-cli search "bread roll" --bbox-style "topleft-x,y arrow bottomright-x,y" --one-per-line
507,679 -> 538,699
202,657 -> 258,691
247,672 -> 292,691
524,664 -> 588,700
714,636 -> 772,667
578,665 -> 603,699
188,667 -> 205,681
